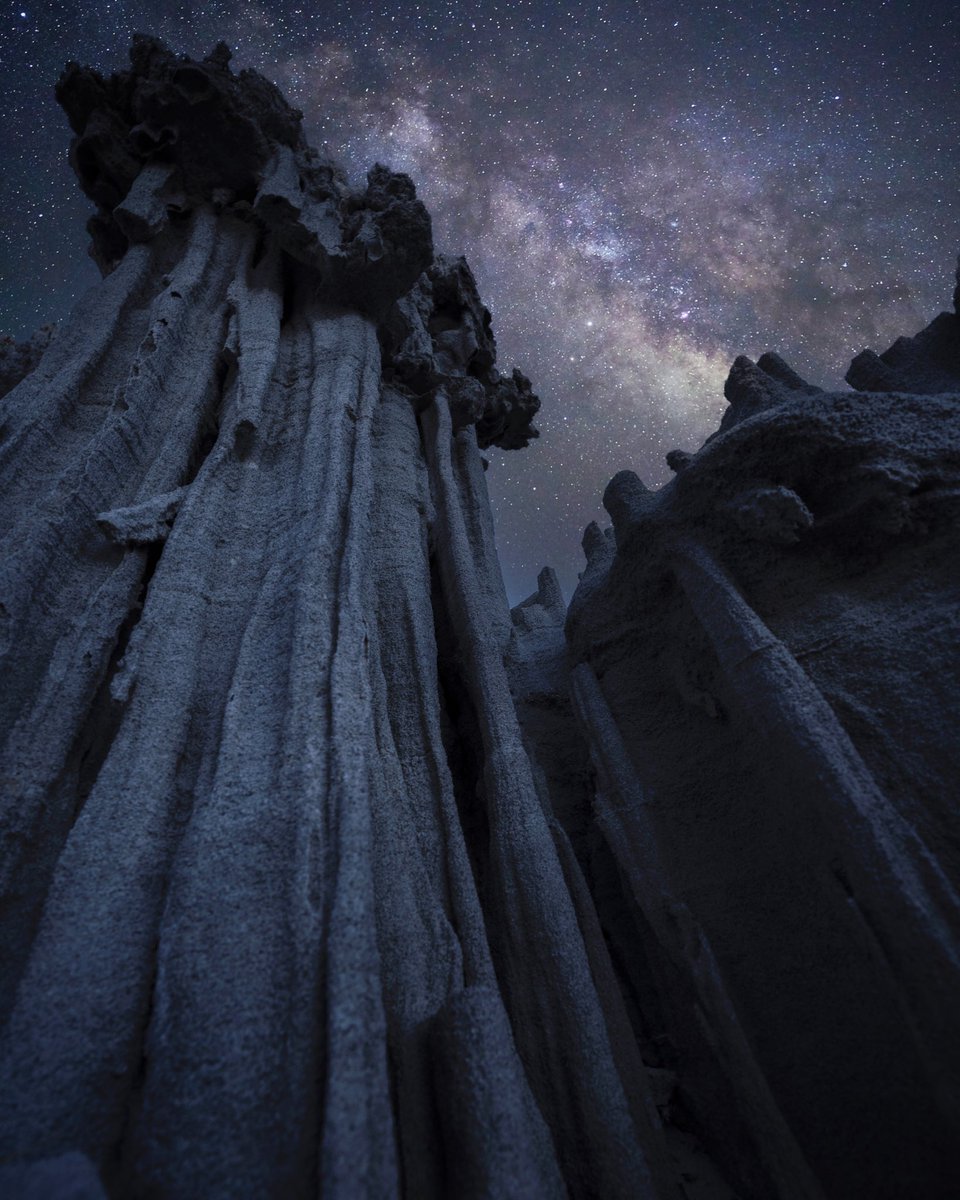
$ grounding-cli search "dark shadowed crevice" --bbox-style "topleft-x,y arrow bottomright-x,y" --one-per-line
106,948 -> 161,1200
586,830 -> 671,1067
280,254 -> 301,328
0,535 -> 166,1031
69,539 -> 164,820
429,549 -> 490,902
249,226 -> 268,271
232,418 -> 256,460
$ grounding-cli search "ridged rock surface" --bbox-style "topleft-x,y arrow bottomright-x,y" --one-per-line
559,287 -> 960,1200
0,38 -> 652,1200
2,36 -> 959,1200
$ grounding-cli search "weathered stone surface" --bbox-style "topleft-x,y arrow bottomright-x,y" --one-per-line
560,259 -> 960,1198
0,38 -> 611,1200
2,33 -> 958,1200
0,1151 -> 107,1199
0,325 -> 56,400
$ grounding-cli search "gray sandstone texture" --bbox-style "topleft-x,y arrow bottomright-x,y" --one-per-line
1,36 -> 958,1200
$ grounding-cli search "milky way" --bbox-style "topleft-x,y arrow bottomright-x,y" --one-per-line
2,1 -> 958,600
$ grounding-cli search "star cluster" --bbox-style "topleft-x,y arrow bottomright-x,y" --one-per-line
2,0 -> 957,600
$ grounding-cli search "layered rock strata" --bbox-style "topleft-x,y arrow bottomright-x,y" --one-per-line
2,35 -> 959,1200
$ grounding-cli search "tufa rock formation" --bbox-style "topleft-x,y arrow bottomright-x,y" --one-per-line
0,325 -> 57,401
560,317 -> 960,1199
1,36 -> 958,1200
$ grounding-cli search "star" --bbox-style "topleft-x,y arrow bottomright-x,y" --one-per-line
2,0 -> 957,605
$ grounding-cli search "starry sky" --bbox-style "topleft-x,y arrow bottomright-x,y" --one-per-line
2,1 -> 958,602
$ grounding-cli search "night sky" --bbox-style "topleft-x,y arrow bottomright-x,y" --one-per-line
2,1 -> 958,603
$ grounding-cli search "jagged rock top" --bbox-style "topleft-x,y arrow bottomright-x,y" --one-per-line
52,35 -> 538,450
380,254 -> 539,449
57,36 -> 304,205
55,35 -> 432,310
568,262 -> 960,653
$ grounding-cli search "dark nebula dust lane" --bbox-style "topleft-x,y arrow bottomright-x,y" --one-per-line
2,0 -> 958,600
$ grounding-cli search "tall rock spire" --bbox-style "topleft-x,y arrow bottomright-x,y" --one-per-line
0,37 -> 670,1200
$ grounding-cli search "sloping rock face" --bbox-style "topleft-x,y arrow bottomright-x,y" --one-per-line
558,285 -> 960,1199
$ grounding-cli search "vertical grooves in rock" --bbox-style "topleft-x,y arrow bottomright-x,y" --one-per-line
311,312 -> 398,1199
0,241 -> 156,516
0,216 -> 250,1034
673,537 -> 960,1111
429,545 -> 491,902
423,392 -> 664,1198
3,39 -> 958,1200
362,387 -> 493,1200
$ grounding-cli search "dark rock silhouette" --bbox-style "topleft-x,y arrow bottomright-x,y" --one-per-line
2,37 -> 959,1200
565,292 -> 960,1198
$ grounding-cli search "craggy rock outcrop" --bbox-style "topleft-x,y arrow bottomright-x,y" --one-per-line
845,260 -> 960,394
2,34 -> 958,1200
558,262 -> 960,1199
55,33 -> 430,312
380,253 -> 539,448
